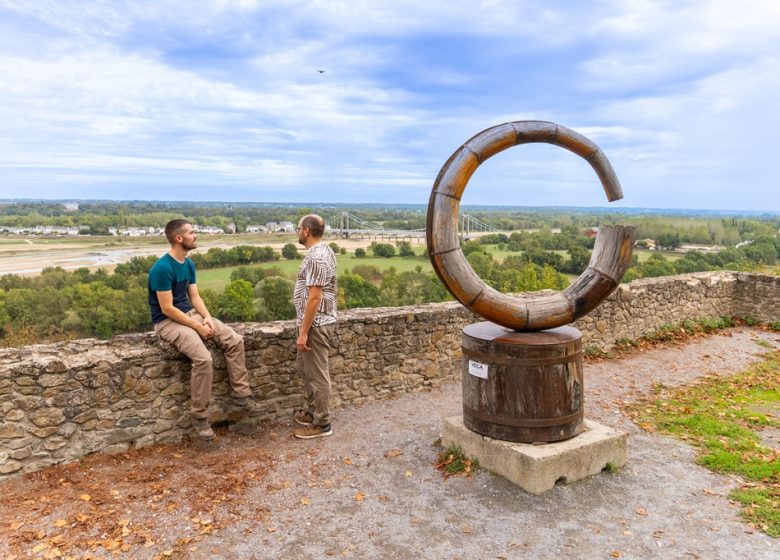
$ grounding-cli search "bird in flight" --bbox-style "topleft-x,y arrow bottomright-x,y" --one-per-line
317,69 -> 325,74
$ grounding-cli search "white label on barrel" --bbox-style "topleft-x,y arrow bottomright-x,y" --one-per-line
468,360 -> 488,379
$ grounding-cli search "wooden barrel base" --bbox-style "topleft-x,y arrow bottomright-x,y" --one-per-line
462,321 -> 584,443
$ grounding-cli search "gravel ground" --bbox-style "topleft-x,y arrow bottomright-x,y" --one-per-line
2,327 -> 779,560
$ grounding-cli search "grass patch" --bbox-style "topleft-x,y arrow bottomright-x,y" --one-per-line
434,444 -> 481,479
626,351 -> 780,537
196,253 -> 434,292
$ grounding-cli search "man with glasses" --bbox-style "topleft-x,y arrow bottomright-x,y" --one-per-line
292,214 -> 338,439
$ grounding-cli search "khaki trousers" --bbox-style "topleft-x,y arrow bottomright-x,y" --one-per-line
297,324 -> 334,427
155,310 -> 251,419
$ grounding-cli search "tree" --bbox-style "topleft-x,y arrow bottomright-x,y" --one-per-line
281,243 -> 299,260
396,241 -> 415,257
255,276 -> 295,320
339,272 -> 381,308
564,246 -> 591,274
217,279 -> 256,322
371,243 -> 396,258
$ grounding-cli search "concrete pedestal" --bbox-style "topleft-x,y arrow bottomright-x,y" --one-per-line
442,415 -> 627,495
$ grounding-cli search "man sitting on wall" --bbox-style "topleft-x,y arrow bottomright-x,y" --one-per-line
148,219 -> 257,441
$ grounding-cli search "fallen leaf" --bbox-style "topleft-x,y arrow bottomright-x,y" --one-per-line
384,449 -> 403,458
636,508 -> 647,516
54,519 -> 67,527
301,497 -> 311,506
9,521 -> 25,531
266,526 -> 277,533
354,492 -> 366,501
378,495 -> 390,502
78,494 -> 91,501
611,552 -> 622,558
404,470 -> 412,478
462,526 -> 473,533
344,457 -> 353,465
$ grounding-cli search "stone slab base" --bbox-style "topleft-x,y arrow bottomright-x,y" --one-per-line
442,415 -> 627,495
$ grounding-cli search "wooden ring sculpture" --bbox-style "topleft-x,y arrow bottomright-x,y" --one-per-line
426,121 -> 635,331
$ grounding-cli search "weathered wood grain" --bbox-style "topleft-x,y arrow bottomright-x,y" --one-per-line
427,120 -> 633,331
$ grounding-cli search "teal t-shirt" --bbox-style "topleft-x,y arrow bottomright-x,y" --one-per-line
147,253 -> 197,324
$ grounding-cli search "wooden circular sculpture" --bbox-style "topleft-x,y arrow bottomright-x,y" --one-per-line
426,121 -> 635,331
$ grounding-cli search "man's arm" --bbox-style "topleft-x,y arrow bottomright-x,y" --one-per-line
187,284 -> 215,333
157,289 -> 213,338
296,285 -> 323,352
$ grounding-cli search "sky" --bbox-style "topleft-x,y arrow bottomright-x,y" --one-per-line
0,1 -> 779,212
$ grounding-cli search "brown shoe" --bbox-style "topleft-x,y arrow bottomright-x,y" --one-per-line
192,417 -> 215,441
294,424 -> 333,439
294,410 -> 314,426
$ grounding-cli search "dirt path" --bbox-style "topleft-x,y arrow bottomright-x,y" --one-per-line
1,327 -> 779,559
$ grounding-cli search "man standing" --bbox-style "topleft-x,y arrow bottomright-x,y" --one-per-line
148,219 -> 257,441
292,214 -> 338,439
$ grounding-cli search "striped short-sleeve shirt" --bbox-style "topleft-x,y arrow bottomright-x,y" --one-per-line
294,241 -> 338,327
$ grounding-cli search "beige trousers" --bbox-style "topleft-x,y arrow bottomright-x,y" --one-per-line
155,310 -> 251,419
297,324 -> 335,427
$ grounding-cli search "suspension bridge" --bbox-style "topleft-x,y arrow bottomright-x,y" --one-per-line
325,212 -> 501,241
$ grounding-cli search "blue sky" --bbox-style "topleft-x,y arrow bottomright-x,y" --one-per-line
1,1 -> 779,211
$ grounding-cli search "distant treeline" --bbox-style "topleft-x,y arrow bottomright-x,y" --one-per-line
2,201 -> 779,246
1,226 -> 778,347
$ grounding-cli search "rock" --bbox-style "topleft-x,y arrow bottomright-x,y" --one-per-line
4,409 -> 25,422
0,459 -> 22,474
38,374 -> 67,388
0,424 -> 25,439
29,408 -> 66,428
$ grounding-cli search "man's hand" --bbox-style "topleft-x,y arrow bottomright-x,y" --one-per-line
296,330 -> 310,352
203,315 -> 215,333
196,321 -> 214,339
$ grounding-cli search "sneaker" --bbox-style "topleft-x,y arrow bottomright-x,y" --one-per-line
294,410 -> 314,426
293,424 -> 333,440
192,417 -> 215,441
229,395 -> 260,414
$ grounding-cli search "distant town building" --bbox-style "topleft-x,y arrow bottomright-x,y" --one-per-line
245,224 -> 269,233
62,202 -> 79,211
636,238 -> 657,250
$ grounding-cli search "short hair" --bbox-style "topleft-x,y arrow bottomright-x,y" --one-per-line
164,219 -> 191,244
300,214 -> 325,238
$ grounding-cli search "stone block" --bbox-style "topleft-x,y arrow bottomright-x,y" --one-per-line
30,408 -> 66,428
38,374 -> 67,388
4,409 -> 25,422
0,459 -> 22,474
442,416 -> 627,495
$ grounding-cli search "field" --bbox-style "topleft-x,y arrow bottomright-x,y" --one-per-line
196,252 -> 434,291
0,234 -> 424,277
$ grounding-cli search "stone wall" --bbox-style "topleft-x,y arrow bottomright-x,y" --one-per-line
1,271 -> 779,479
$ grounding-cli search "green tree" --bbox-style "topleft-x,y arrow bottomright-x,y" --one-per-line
339,272 -> 381,308
282,243 -> 299,260
66,283 -> 128,338
396,241 -> 416,257
564,246 -> 591,274
255,276 -> 296,321
354,248 -> 366,258
217,279 -> 256,322
371,243 -> 396,258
